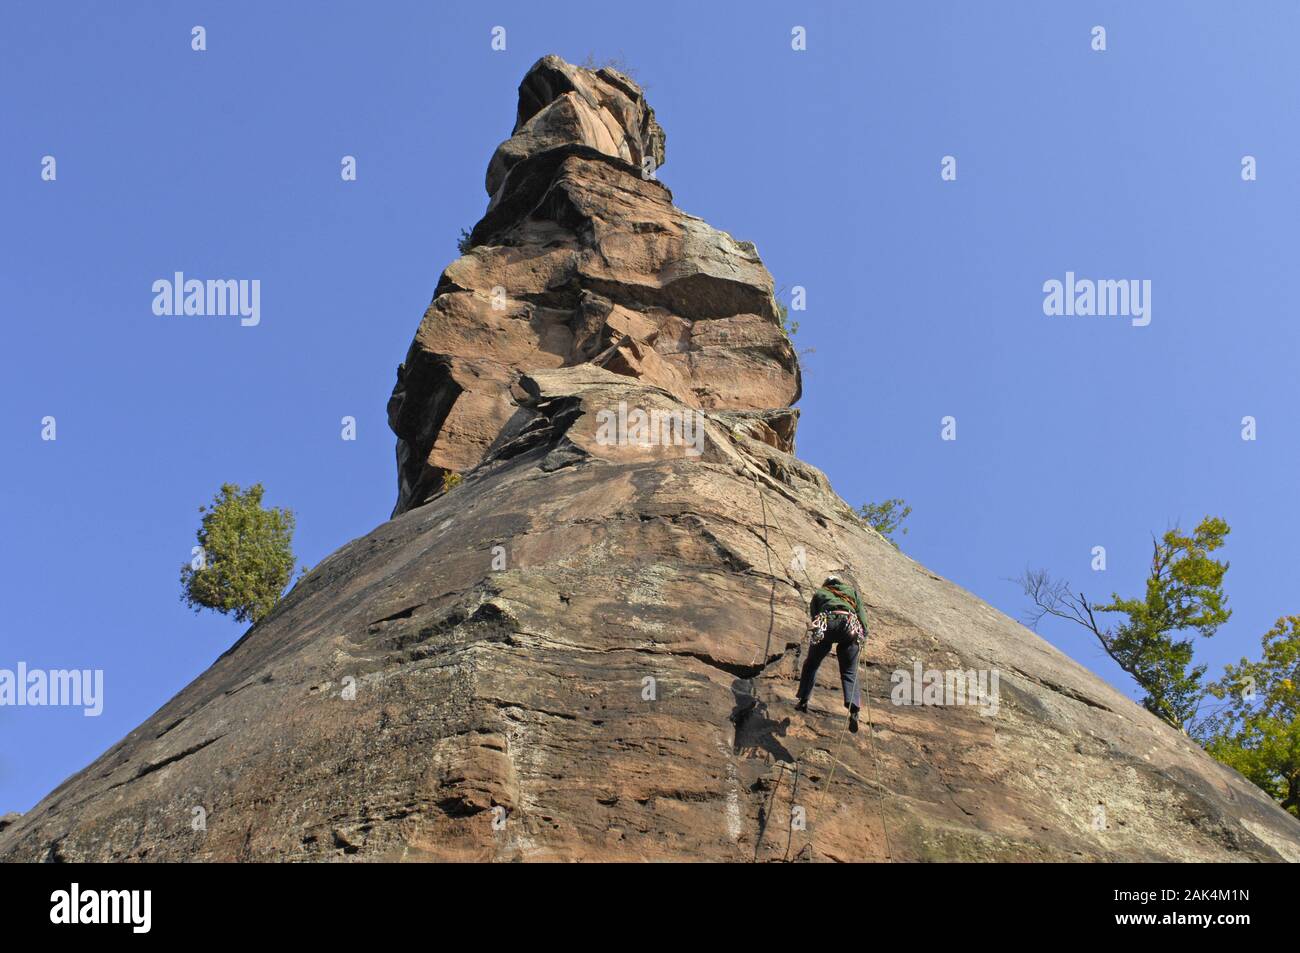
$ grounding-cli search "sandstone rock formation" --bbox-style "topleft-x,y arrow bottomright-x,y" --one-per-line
3,58 -> 1298,863
387,55 -> 799,515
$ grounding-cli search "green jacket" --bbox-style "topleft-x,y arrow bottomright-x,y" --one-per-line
810,581 -> 869,635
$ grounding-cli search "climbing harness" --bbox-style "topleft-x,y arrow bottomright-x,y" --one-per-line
807,609 -> 864,649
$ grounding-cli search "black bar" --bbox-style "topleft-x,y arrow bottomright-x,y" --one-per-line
0,861 -> 1279,940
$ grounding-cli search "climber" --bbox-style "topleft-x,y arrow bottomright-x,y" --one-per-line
794,574 -> 868,733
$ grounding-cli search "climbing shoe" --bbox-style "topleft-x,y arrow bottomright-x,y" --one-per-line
848,708 -> 860,733
794,698 -> 809,713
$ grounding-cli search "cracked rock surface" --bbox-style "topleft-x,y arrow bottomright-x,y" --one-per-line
4,57 -> 1298,863
387,54 -> 800,516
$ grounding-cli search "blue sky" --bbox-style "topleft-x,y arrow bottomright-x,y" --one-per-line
2,1 -> 1297,813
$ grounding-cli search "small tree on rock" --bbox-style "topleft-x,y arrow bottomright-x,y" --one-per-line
1017,516 -> 1231,731
858,498 -> 912,547
180,483 -> 297,625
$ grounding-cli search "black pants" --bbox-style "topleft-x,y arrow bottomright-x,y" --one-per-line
797,614 -> 861,710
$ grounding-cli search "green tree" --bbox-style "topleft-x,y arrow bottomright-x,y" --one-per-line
1019,516 -> 1231,731
180,483 -> 297,625
775,298 -> 798,339
858,498 -> 912,547
1200,616 -> 1300,817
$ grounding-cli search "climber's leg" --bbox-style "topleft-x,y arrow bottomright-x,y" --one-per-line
835,624 -> 862,711
796,635 -> 833,708
834,628 -> 862,733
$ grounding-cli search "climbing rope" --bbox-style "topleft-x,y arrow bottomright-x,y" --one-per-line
730,431 -> 893,863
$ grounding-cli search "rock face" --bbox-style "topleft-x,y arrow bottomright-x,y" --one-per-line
4,58 -> 1298,863
386,55 -> 799,516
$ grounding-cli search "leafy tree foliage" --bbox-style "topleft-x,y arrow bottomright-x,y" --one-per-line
858,498 -> 912,547
1201,616 -> 1300,817
1019,517 -> 1231,731
180,483 -> 296,625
